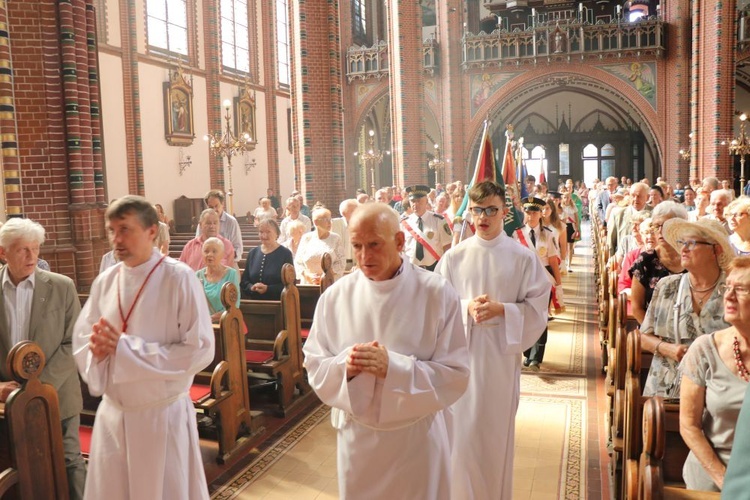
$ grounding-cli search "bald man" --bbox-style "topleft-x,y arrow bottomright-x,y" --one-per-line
303,203 -> 469,499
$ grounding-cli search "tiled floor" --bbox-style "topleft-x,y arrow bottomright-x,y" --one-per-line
226,233 -> 601,499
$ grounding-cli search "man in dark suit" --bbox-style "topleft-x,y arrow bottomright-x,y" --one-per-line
0,218 -> 85,499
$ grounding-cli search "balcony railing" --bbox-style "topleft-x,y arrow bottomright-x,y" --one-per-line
346,39 -> 440,82
346,41 -> 389,82
462,17 -> 665,69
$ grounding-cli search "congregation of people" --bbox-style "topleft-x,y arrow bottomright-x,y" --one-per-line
9,167 -> 750,498
589,173 -> 750,494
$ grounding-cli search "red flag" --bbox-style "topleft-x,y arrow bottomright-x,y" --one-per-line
501,135 -> 517,189
539,163 -> 547,184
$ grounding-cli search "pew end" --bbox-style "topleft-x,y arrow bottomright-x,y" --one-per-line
194,282 -> 261,464
0,341 -> 69,499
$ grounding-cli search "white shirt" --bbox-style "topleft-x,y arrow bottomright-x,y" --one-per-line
278,213 -> 312,244
2,268 -> 35,347
401,210 -> 453,266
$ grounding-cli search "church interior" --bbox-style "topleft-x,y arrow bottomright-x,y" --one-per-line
1,0 -> 750,498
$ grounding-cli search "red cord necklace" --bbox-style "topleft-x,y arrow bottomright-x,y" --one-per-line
733,335 -> 750,382
117,255 -> 166,334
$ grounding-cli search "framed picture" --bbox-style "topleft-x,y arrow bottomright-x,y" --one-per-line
164,66 -> 195,146
234,85 -> 257,144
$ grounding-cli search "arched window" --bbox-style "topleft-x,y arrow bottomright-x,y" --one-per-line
353,0 -> 367,39
582,143 -> 616,186
523,145 -> 547,181
146,0 -> 189,56
221,0 -> 250,73
276,0 -> 290,87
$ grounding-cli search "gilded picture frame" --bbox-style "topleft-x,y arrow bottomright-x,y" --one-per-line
164,66 -> 195,146
234,86 -> 257,144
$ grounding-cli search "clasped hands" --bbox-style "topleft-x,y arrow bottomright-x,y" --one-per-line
468,294 -> 504,324
90,317 -> 122,361
346,341 -> 388,380
250,282 -> 268,295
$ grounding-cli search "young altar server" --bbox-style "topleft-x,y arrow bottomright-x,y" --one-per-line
73,196 -> 214,500
303,202 -> 469,499
436,181 -> 550,500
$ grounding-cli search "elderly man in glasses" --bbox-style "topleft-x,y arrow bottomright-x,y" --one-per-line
436,181 -> 550,500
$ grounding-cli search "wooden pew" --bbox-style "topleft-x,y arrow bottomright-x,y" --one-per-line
242,264 -> 307,416
191,282 -> 260,464
639,397 -> 721,499
0,341 -> 69,499
298,252 -> 334,343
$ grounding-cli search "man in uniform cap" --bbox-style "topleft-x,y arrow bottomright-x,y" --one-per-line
512,196 -> 561,371
401,184 -> 453,271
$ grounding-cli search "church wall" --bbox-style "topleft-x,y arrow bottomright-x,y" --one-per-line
139,64 -> 212,217
100,0 -> 120,48
98,52 -> 128,202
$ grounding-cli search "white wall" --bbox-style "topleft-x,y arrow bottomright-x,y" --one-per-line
99,52 -> 129,202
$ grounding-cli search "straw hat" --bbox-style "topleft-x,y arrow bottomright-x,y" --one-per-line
662,218 -> 735,270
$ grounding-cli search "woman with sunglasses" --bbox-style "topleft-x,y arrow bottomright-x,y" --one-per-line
679,256 -> 750,491
639,218 -> 733,398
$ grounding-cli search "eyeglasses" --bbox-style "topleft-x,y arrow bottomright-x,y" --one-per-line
675,239 -> 715,251
728,212 -> 748,219
469,206 -> 500,217
718,283 -> 750,297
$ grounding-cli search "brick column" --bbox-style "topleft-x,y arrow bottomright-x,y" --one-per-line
693,0 -> 736,181
202,0 -> 224,191
120,0 -> 144,195
386,0 -> 425,187
288,0 -> 346,209
2,0 -> 108,289
260,1 -> 280,195
0,0 -> 23,217
436,0 -> 465,184
662,0 -> 691,185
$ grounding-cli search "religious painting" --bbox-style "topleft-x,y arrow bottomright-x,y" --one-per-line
469,72 -> 515,117
599,62 -> 657,110
163,65 -> 195,146
234,85 -> 257,144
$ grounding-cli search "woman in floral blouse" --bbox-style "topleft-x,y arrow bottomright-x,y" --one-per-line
639,218 -> 734,398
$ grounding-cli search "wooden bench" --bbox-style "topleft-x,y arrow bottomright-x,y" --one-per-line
191,282 -> 260,464
0,341 -> 70,498
638,397 -> 721,499
241,264 -> 307,416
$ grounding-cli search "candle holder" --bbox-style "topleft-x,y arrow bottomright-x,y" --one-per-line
204,99 -> 255,214
729,114 -> 750,194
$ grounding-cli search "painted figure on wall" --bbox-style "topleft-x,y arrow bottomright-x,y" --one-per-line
171,90 -> 189,134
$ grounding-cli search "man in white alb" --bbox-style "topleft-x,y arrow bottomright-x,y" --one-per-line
303,202 -> 469,499
73,196 -> 214,500
436,181 -> 550,500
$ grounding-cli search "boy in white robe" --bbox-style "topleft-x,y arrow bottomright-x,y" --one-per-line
73,196 -> 214,500
303,202 -> 469,500
436,181 -> 551,500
